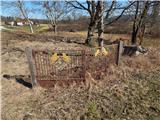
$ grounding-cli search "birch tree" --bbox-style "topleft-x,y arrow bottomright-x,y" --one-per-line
67,1 -> 106,45
2,1 -> 34,33
17,0 -> 34,33
97,1 -> 104,49
67,0 -> 135,45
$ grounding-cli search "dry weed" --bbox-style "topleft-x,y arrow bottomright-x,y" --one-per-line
1,31 -> 160,120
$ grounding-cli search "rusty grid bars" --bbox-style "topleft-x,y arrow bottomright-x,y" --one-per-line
25,42 -> 122,88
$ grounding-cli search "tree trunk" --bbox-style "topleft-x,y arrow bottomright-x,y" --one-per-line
131,1 -> 149,45
29,22 -> 34,33
53,24 -> 57,33
139,25 -> 145,45
97,1 -> 104,49
131,1 -> 139,45
17,1 -> 34,33
131,29 -> 138,45
151,1 -> 160,26
85,21 -> 95,45
26,19 -> 34,33
51,23 -> 57,33
139,35 -> 143,46
97,24 -> 104,49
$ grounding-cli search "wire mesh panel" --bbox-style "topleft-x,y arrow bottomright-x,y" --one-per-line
29,43 -> 119,88
32,49 -> 85,87
85,44 -> 119,80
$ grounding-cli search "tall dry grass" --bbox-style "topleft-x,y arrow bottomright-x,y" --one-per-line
1,31 -> 160,120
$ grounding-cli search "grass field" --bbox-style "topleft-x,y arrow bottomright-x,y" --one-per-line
2,24 -> 129,41
1,30 -> 160,120
3,24 -> 49,33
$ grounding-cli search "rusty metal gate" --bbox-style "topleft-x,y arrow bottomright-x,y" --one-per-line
26,41 -> 122,88
31,49 -> 86,87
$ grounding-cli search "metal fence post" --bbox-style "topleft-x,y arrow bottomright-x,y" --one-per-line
25,47 -> 37,87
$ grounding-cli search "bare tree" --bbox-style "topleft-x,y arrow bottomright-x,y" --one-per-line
130,1 -> 151,45
101,1 -> 135,47
104,1 -> 136,25
98,1 -> 137,48
17,1 -> 34,33
67,0 -> 106,45
151,1 -> 160,26
150,1 -> 160,37
36,1 -> 70,33
2,1 -> 34,33
67,0 -> 135,45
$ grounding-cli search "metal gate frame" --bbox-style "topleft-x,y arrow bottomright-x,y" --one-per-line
25,41 -> 123,88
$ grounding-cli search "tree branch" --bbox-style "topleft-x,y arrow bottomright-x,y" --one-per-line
105,1 -> 136,25
66,1 -> 84,10
105,1 -> 115,19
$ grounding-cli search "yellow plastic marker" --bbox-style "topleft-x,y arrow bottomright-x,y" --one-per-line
62,53 -> 71,63
50,53 -> 59,64
95,49 -> 100,57
95,47 -> 109,57
102,47 -> 109,56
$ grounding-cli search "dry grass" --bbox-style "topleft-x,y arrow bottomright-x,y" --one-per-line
39,31 -> 130,42
1,31 -> 160,120
56,31 -> 87,38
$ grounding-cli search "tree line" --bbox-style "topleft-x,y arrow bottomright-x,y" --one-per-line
2,0 -> 160,47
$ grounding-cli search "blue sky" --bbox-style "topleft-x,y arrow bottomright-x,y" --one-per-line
0,1 -> 89,19
0,0 -> 88,19
0,0 -> 127,19
0,1 -> 46,19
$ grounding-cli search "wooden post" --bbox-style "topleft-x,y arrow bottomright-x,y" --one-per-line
83,50 -> 86,81
116,41 -> 123,65
25,47 -> 37,87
